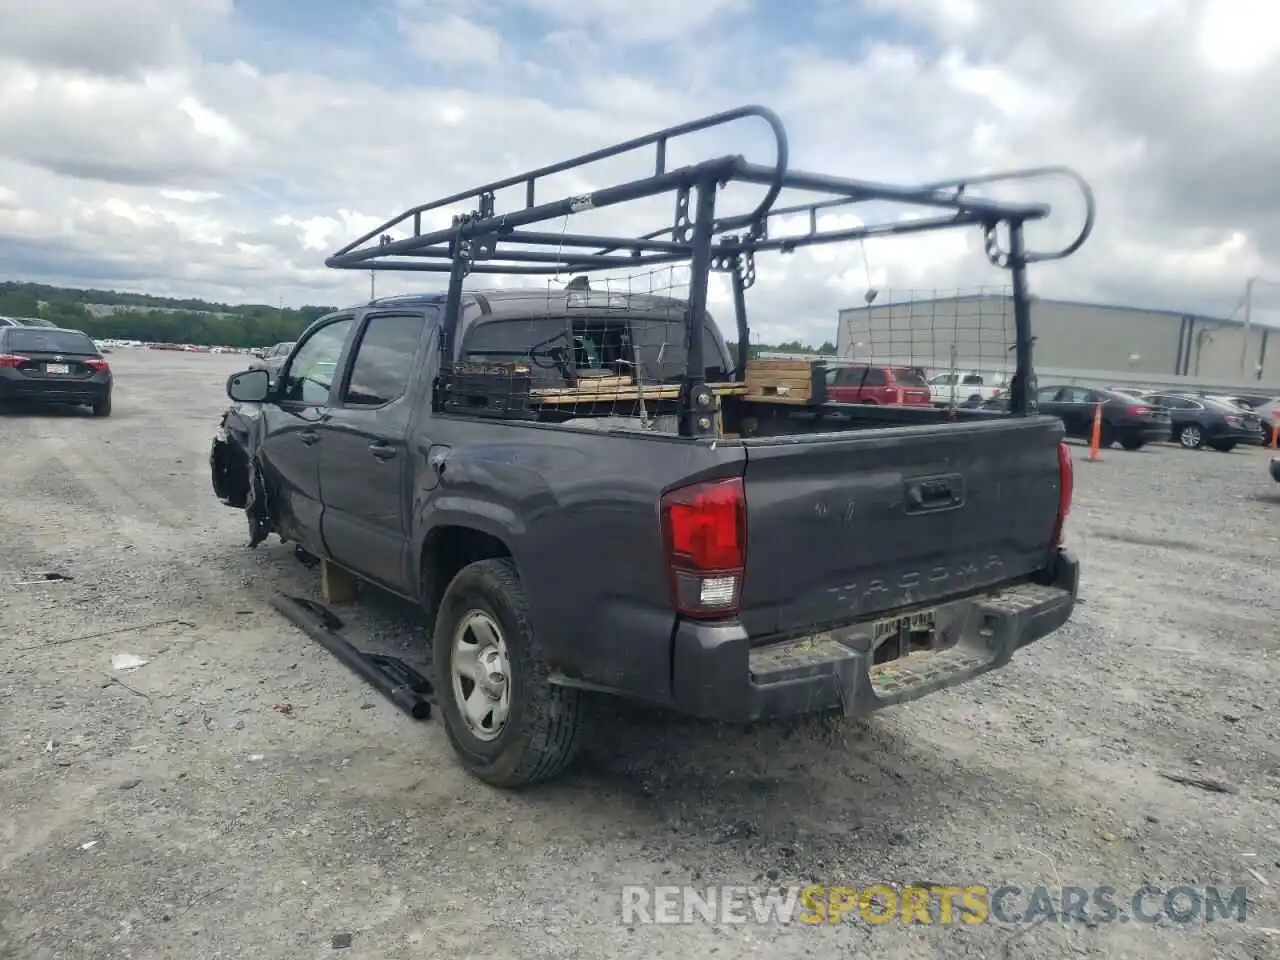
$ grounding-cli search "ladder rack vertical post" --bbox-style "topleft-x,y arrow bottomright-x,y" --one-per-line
1007,219 -> 1035,416
679,177 -> 718,438
731,268 -> 750,381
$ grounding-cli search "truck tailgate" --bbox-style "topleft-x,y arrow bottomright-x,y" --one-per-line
739,417 -> 1065,639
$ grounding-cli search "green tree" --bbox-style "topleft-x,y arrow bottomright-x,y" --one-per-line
0,280 -> 337,349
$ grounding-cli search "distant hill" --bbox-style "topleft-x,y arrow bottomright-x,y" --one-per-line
0,281 -> 338,349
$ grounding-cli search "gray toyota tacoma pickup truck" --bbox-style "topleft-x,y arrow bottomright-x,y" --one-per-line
210,105 -> 1093,787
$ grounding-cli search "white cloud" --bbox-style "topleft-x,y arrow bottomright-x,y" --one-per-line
0,0 -> 229,77
0,0 -> 1279,339
517,0 -> 750,44
399,13 -> 505,68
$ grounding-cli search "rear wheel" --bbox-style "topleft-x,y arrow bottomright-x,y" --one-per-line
1210,440 -> 1236,453
91,393 -> 112,418
432,558 -> 592,788
1179,424 -> 1204,449
1120,437 -> 1145,451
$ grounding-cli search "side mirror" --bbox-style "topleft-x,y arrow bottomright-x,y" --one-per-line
227,368 -> 271,403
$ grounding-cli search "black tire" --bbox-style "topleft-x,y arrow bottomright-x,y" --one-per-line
432,558 -> 591,788
1099,423 -> 1114,448
91,393 -> 112,418
1120,437 -> 1145,451
1210,441 -> 1236,453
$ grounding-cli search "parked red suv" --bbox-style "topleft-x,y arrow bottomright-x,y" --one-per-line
824,363 -> 932,405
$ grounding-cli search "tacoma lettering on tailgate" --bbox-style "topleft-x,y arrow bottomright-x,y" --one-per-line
826,554 -> 1004,613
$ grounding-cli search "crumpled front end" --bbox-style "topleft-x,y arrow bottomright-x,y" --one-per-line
210,406 -> 273,547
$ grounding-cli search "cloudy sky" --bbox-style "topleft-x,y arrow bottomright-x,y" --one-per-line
0,0 -> 1277,343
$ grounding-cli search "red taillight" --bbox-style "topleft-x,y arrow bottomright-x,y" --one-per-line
0,353 -> 29,368
991,389 -> 1003,398
86,358 -> 110,373
661,477 -> 746,619
1225,415 -> 1241,426
1124,405 -> 1150,416
1051,441 -> 1073,547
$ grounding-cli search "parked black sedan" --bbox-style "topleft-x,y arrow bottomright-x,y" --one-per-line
1140,392 -> 1265,451
0,325 -> 113,416
985,385 -> 1170,449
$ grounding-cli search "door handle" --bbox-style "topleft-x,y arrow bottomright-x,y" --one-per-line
904,474 -> 964,514
299,430 -> 319,445
369,442 -> 397,461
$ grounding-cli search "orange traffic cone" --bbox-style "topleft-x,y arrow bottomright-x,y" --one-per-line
1088,403 -> 1103,461
1271,410 -> 1279,450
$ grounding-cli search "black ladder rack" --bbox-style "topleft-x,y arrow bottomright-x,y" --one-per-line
326,104 -> 1095,435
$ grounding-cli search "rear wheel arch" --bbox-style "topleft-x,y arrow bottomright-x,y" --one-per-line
419,524 -> 514,621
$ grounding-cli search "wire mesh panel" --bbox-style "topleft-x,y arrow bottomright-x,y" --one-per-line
839,287 -> 1015,372
437,263 -> 733,429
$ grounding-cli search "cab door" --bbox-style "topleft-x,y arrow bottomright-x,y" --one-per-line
258,315 -> 356,554
318,310 -> 437,593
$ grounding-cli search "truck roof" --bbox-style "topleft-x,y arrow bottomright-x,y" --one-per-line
357,286 -> 691,322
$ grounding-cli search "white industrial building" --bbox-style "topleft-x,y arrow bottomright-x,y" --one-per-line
835,294 -> 1280,387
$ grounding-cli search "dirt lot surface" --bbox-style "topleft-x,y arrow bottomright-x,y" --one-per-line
1,349 -> 1278,960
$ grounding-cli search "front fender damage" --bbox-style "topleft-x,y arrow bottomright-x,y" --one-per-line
210,404 -> 273,547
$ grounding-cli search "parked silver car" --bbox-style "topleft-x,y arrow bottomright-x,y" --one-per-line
248,341 -> 295,379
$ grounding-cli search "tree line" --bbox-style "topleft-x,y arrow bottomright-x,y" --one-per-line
0,281 -> 835,354
0,281 -> 333,350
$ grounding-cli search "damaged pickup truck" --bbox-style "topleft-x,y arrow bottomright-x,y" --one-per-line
211,105 -> 1094,788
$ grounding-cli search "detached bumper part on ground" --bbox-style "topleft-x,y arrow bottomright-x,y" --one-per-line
671,549 -> 1080,722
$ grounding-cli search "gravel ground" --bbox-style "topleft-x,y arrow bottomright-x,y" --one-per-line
1,350 -> 1278,960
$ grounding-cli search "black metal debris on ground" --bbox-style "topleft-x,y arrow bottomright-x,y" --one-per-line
270,593 -> 434,721
13,571 -> 74,585
14,617 -> 196,652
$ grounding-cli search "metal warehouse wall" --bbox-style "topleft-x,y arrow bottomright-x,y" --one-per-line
836,295 -> 1280,384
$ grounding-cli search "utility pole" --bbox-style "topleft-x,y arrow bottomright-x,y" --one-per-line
1240,275 -> 1255,379
1241,275 -> 1280,380
369,269 -> 376,302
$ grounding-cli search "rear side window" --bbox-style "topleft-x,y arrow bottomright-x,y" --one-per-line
343,314 -> 428,407
7,329 -> 98,355
893,368 -> 927,386
861,367 -> 886,386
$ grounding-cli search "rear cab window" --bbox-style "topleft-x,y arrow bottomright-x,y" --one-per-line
458,313 -> 730,384
7,329 -> 98,355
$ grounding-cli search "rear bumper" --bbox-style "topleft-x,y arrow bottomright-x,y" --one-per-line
669,548 -> 1079,722
0,377 -> 110,404
1214,428 -> 1256,444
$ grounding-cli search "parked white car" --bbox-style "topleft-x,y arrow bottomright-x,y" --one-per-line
927,371 -> 1008,406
